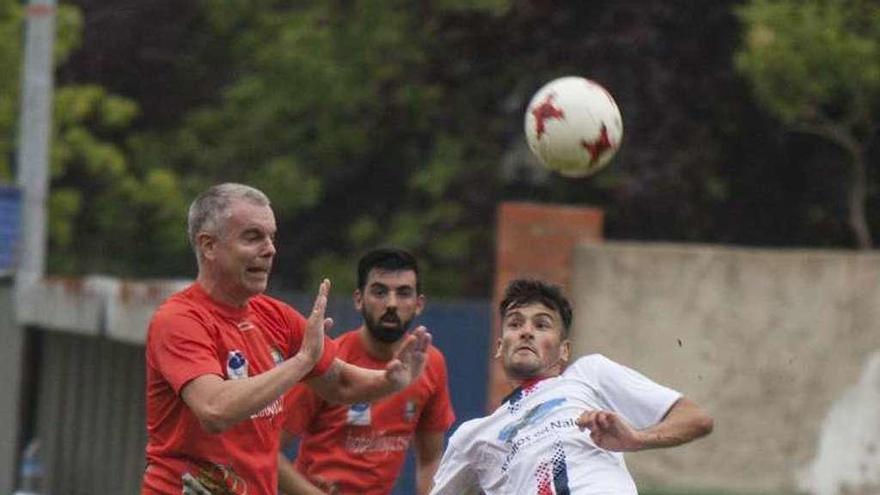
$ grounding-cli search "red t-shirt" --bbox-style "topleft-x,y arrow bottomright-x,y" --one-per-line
284,329 -> 455,495
142,283 -> 337,495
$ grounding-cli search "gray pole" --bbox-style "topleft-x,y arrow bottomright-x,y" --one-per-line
15,0 -> 57,288
4,2 -> 56,491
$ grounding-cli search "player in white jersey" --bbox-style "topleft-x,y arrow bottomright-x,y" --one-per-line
431,279 -> 714,495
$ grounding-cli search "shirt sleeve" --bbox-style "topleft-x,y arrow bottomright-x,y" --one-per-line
283,305 -> 338,378
578,354 -> 682,430
430,430 -> 480,495
282,383 -> 323,435
418,349 -> 456,432
148,309 -> 223,395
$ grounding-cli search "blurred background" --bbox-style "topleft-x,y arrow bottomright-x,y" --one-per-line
1,0 -> 879,494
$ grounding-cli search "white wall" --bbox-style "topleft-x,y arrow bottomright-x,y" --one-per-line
571,242 -> 880,493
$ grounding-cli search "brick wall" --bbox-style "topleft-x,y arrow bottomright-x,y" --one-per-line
488,201 -> 603,408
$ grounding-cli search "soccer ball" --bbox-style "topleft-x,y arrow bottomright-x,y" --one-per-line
524,76 -> 623,178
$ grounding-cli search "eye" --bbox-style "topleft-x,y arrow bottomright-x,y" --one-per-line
534,319 -> 553,330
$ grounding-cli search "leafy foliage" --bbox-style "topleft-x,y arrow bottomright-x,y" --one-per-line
7,0 -> 880,294
735,0 -> 880,247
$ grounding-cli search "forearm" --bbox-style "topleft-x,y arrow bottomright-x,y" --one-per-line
636,397 -> 714,450
184,354 -> 316,433
307,360 -> 399,404
415,430 -> 445,495
278,453 -> 325,495
417,458 -> 441,495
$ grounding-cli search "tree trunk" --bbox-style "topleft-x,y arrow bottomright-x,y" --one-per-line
847,146 -> 872,249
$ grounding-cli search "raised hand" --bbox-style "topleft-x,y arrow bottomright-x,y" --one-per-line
576,409 -> 644,452
297,279 -> 333,366
384,326 -> 431,389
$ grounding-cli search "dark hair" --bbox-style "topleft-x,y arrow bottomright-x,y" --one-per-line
357,248 -> 420,293
499,279 -> 573,338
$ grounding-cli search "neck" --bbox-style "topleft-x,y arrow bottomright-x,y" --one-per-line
359,326 -> 405,361
197,272 -> 249,308
508,361 -> 565,386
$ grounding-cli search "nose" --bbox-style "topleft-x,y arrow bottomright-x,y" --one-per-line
518,323 -> 535,339
262,237 -> 276,257
386,292 -> 399,308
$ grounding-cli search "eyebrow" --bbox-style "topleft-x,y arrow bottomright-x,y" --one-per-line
504,310 -> 557,321
368,282 -> 414,291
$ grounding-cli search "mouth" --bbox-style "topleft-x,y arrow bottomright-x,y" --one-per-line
246,267 -> 270,276
379,316 -> 401,327
513,345 -> 537,355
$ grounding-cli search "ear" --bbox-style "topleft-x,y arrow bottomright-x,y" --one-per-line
196,232 -> 216,261
353,289 -> 364,312
559,339 -> 572,363
414,294 -> 426,317
494,338 -> 503,359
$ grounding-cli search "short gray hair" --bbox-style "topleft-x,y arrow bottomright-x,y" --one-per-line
187,183 -> 271,256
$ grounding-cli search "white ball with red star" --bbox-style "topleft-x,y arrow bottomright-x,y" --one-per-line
524,76 -> 623,178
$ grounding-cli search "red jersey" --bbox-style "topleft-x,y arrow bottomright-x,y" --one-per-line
284,329 -> 455,495
143,282 -> 337,495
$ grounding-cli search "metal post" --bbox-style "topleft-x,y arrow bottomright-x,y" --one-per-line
15,0 -> 57,288
5,2 -> 57,493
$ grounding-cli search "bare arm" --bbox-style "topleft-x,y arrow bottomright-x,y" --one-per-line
576,396 -> 713,452
305,327 -> 431,404
414,430 -> 446,495
181,280 -> 332,433
277,452 -> 326,495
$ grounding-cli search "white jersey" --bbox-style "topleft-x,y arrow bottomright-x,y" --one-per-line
431,354 -> 682,495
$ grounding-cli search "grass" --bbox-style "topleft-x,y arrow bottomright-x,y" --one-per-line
640,486 -> 798,495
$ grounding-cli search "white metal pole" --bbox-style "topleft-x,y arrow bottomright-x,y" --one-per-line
15,0 -> 57,288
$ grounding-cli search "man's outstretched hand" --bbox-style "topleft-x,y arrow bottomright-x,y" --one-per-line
297,279 -> 333,366
576,409 -> 644,452
385,326 -> 431,389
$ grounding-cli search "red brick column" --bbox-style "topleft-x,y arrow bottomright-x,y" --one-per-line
487,201 -> 604,409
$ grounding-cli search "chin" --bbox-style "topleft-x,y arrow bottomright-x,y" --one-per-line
505,361 -> 541,380
243,281 -> 268,296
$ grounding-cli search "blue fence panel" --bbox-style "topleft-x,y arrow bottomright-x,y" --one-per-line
0,186 -> 22,274
392,299 -> 492,495
278,292 -> 492,495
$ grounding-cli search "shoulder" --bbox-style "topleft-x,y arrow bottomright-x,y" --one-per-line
567,353 -> 615,370
333,329 -> 363,355
426,344 -> 448,367
149,286 -> 210,334
562,353 -> 619,380
251,294 -> 306,326
422,344 -> 451,380
447,416 -> 486,447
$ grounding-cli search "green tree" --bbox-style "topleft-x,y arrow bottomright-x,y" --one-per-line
736,0 -> 880,248
1,0 -> 189,275
124,0 -> 511,295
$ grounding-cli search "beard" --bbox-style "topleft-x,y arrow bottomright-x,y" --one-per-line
363,309 -> 412,343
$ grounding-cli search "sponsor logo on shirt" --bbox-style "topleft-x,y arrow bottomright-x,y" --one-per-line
251,396 -> 284,420
269,346 -> 284,366
345,430 -> 411,454
226,350 -> 248,380
498,397 -> 567,442
501,416 -> 579,473
404,400 -> 417,422
347,402 -> 371,425
182,461 -> 247,495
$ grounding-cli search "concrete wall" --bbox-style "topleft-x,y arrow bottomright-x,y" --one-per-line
0,278 -> 24,494
571,242 -> 880,493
